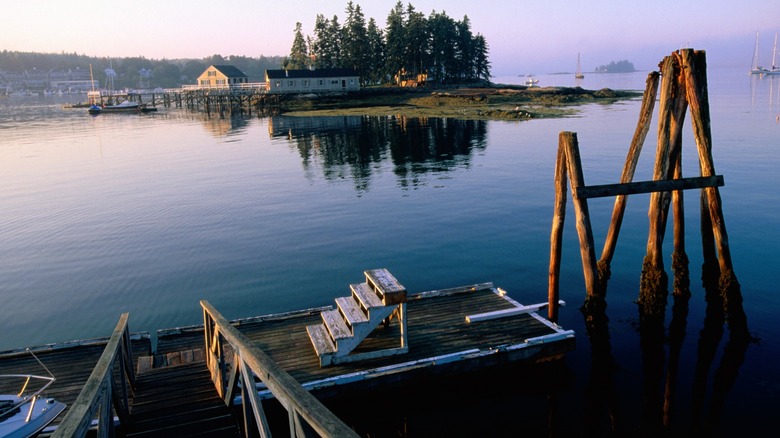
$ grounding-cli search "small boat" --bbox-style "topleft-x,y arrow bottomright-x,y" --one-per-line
0,351 -> 66,438
524,78 -> 539,86
88,100 -> 141,115
750,32 -> 765,74
575,53 -> 585,79
762,32 -> 780,75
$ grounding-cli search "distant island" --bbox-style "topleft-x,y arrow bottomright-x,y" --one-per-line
594,60 -> 636,73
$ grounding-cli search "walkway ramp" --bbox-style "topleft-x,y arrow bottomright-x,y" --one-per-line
125,362 -> 240,437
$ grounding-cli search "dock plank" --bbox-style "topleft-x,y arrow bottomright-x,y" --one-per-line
0,285 -> 573,435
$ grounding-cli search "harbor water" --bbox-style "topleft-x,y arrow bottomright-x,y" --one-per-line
1,67 -> 778,435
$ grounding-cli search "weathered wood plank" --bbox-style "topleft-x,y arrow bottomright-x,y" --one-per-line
335,296 -> 369,327
575,175 -> 723,199
351,282 -> 382,310
321,309 -> 351,341
365,268 -> 407,305
305,324 -> 336,356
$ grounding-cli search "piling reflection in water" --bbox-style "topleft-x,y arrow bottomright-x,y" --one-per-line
268,115 -> 488,191
581,263 -> 751,436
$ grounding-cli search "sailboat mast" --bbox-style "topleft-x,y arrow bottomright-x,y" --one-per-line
752,32 -> 760,70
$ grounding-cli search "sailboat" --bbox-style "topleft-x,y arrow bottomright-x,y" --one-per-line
763,32 -> 780,75
575,53 -> 584,79
750,32 -> 764,74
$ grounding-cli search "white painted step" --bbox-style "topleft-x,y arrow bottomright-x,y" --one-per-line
336,296 -> 369,330
306,324 -> 335,357
350,282 -> 382,311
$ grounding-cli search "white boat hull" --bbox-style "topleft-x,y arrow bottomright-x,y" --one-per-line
0,395 -> 66,438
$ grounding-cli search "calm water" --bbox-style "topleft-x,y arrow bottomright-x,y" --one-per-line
1,67 -> 779,435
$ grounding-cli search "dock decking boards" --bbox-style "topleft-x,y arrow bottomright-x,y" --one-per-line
160,286 -> 574,397
1,285 -> 574,434
124,362 -> 240,437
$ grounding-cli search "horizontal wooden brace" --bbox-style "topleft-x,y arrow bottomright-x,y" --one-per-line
575,175 -> 724,199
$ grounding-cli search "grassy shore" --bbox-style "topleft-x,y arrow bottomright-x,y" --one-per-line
276,84 -> 641,120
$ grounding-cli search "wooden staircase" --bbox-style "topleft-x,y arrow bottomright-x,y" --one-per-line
306,269 -> 408,366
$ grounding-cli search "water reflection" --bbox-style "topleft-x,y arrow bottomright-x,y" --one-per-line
749,73 -> 780,113
582,272 -> 751,435
197,112 -> 249,138
581,298 -> 622,435
268,116 -> 488,192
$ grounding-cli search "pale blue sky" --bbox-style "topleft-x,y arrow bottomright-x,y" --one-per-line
3,1 -> 777,74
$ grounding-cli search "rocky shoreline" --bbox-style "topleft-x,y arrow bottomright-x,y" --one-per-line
277,84 -> 641,120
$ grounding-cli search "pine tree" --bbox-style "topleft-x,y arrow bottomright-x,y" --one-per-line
285,22 -> 309,70
384,1 -> 406,84
366,18 -> 386,84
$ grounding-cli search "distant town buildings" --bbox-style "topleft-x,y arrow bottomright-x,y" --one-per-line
1,68 -> 97,95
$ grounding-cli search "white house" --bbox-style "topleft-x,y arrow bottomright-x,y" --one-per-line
264,68 -> 360,94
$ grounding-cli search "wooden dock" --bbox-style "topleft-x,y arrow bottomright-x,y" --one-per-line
0,281 -> 573,436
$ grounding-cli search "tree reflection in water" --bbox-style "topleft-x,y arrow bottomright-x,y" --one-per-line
269,116 -> 488,192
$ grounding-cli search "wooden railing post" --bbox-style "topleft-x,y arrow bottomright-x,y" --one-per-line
53,313 -> 135,438
200,301 -> 359,438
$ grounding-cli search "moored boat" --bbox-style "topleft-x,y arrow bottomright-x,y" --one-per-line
0,352 -> 66,438
87,100 -> 141,115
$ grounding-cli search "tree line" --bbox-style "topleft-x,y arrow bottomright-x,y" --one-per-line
284,1 -> 491,86
0,50 -> 284,90
594,60 -> 636,73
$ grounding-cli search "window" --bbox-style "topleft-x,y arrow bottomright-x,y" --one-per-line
303,80 -> 309,87
208,71 -> 216,77
350,78 -> 355,84
289,80 -> 294,86
275,81 -> 281,87
318,79 -> 324,86
331,80 -> 338,85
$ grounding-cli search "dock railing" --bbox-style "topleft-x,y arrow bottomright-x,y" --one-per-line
201,300 -> 359,438
52,313 -> 136,438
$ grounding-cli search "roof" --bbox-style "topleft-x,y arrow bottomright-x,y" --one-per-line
265,68 -> 359,79
210,65 -> 248,78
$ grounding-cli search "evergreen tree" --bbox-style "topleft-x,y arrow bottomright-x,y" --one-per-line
428,11 -> 457,83
285,22 -> 309,70
404,4 -> 429,79
384,1 -> 406,84
455,16 -> 474,81
366,18 -> 386,84
342,2 -> 371,82
473,34 -> 491,81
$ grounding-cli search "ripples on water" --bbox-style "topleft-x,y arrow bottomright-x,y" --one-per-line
1,68 -> 779,435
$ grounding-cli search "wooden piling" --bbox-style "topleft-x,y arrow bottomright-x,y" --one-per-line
548,142 -> 568,322
639,56 -> 676,314
668,56 -> 691,298
561,132 -> 600,298
679,49 -> 742,316
599,72 -> 660,279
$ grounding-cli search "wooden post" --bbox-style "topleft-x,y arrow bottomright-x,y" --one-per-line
680,49 -> 742,316
548,144 -> 568,321
599,71 -> 660,276
680,50 -> 733,270
639,55 -> 679,314
668,54 -> 691,297
560,132 -> 600,298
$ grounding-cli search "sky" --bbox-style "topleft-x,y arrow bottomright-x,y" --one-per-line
3,0 -> 778,75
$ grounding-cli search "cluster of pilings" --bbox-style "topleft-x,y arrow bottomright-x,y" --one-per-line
161,89 -> 283,117
547,49 -> 746,333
